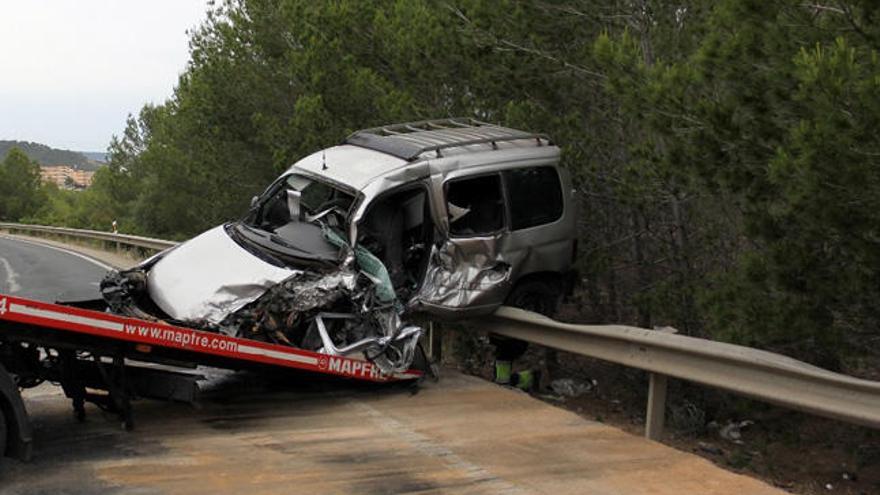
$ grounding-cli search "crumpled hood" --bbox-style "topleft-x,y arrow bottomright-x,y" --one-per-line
147,225 -> 298,324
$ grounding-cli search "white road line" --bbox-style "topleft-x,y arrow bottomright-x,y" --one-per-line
0,234 -> 115,271
9,302 -> 124,332
237,344 -> 318,365
0,256 -> 22,293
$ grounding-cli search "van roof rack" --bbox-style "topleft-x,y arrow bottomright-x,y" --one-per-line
344,117 -> 550,161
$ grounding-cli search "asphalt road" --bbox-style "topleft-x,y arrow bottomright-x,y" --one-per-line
0,235 -> 111,302
0,236 -> 785,494
1,371 -> 785,495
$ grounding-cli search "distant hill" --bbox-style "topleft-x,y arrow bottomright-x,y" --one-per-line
0,141 -> 105,171
79,151 -> 108,163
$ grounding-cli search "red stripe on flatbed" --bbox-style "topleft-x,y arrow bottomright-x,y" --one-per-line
0,293 -> 421,382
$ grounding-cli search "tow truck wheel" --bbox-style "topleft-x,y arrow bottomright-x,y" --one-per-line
0,404 -> 7,458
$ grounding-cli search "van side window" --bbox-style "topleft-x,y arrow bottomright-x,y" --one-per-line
505,166 -> 563,230
446,174 -> 504,236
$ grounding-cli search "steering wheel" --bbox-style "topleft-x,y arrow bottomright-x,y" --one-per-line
315,197 -> 351,212
308,197 -> 350,226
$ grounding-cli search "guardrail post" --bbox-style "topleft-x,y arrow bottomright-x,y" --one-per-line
645,372 -> 668,441
425,321 -> 442,362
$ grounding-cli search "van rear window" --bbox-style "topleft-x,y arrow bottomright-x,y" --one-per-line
446,174 -> 505,235
505,167 -> 563,230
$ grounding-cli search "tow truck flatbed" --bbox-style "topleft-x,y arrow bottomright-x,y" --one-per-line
0,293 -> 423,461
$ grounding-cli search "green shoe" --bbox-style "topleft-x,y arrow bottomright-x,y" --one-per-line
494,360 -> 512,384
512,369 -> 540,391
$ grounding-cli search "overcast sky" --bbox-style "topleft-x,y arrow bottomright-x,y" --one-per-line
0,1 -> 210,152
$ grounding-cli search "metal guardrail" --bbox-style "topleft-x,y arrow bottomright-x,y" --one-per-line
3,223 -> 878,440
482,307 -> 880,439
0,222 -> 177,252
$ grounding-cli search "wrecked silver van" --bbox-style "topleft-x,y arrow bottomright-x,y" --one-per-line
101,118 -> 577,374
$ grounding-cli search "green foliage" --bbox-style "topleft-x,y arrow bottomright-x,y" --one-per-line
30,0 -> 880,366
0,148 -> 45,221
593,1 -> 880,366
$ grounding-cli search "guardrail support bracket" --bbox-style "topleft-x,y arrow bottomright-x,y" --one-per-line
424,321 -> 442,362
645,372 -> 668,441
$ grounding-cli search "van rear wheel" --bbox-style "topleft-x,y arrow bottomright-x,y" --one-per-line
498,278 -> 563,386
506,279 -> 561,317
491,278 -> 561,361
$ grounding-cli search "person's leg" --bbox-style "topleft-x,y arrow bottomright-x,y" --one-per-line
490,335 -> 529,386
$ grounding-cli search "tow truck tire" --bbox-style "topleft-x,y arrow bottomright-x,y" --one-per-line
0,404 -> 7,458
0,364 -> 32,461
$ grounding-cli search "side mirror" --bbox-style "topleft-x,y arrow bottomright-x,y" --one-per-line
250,195 -> 259,208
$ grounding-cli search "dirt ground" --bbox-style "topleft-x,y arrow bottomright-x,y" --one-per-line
440,326 -> 880,495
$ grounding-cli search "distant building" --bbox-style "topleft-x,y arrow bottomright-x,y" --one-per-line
39,165 -> 95,189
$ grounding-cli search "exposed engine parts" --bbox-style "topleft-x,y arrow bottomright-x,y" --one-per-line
101,229 -> 423,375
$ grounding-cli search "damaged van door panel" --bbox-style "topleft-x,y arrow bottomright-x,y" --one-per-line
413,235 -> 519,317
408,171 -> 514,316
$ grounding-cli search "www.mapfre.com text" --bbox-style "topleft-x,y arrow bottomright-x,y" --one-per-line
124,323 -> 238,352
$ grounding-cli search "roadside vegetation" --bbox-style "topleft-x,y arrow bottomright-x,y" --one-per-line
4,1 -> 880,374
0,149 -> 45,222
1,2 -> 878,489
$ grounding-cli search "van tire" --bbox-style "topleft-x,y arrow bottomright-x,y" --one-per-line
502,277 -> 563,389
490,278 -> 561,361
506,278 -> 561,317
